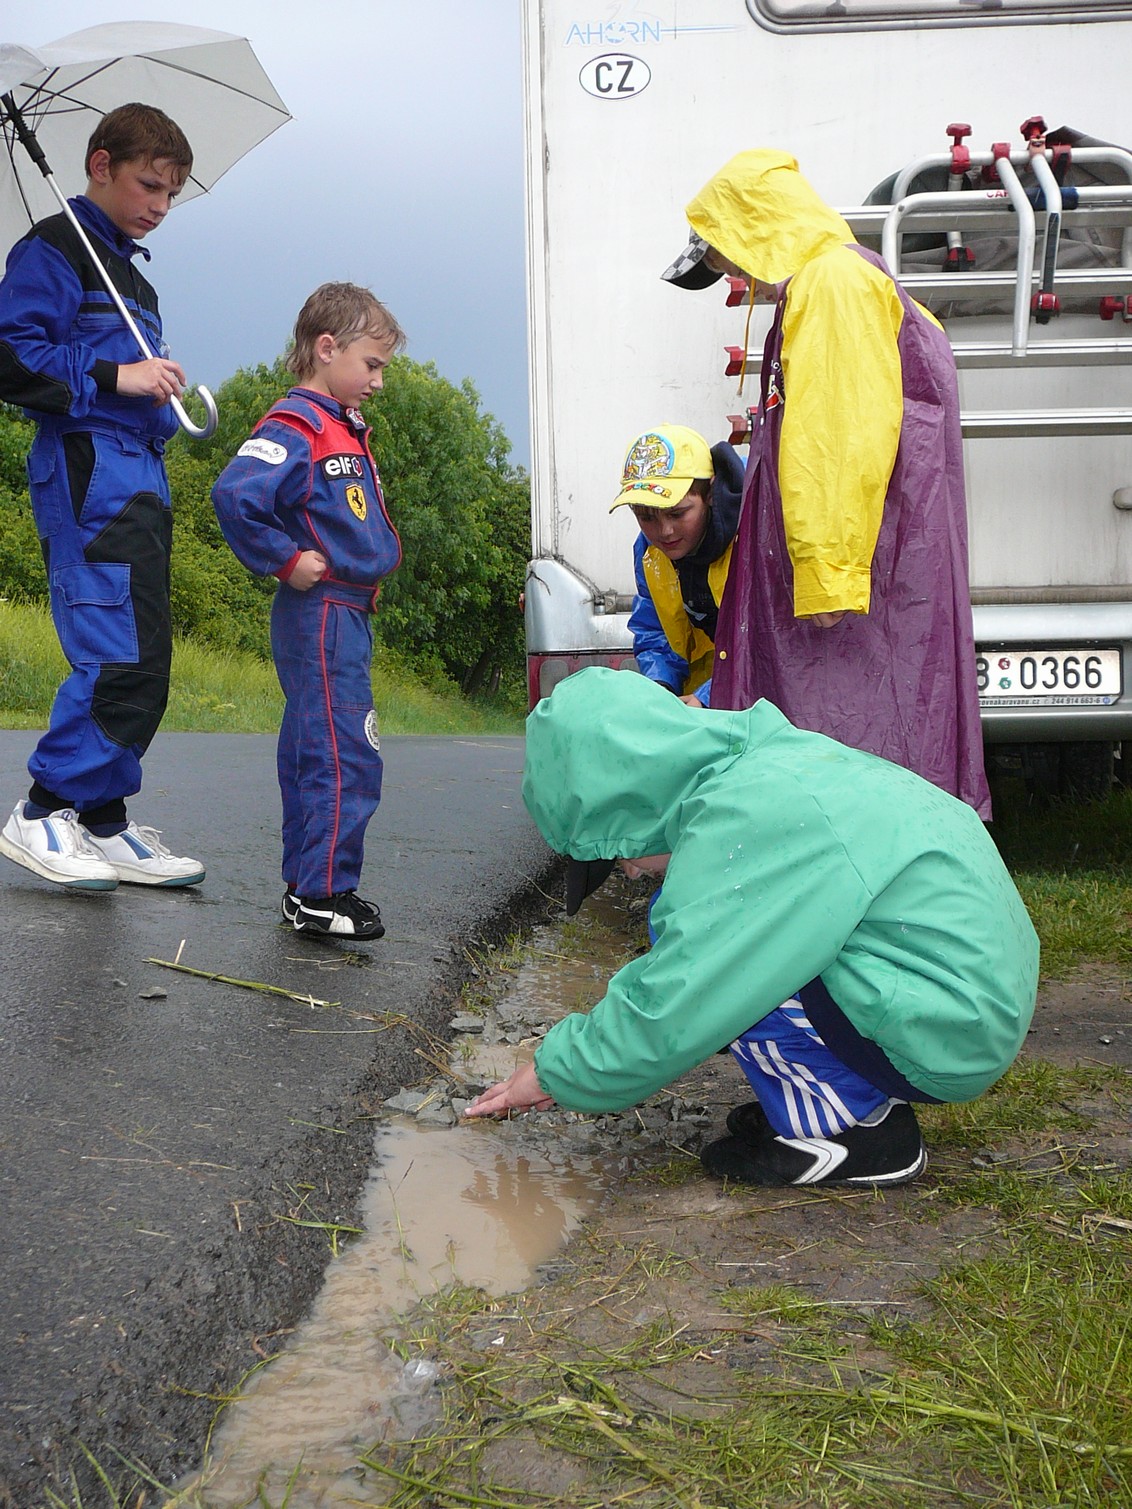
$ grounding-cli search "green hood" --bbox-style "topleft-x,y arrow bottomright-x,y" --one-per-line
522,670 -> 744,861
685,148 -> 854,285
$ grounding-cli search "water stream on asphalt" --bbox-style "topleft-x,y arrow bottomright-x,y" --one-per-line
173,907 -> 635,1508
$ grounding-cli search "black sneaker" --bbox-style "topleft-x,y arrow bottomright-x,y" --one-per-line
292,891 -> 385,940
725,1099 -> 770,1140
281,889 -> 299,924
701,1101 -> 926,1187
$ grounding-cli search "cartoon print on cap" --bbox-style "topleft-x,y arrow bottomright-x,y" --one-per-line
623,431 -> 676,481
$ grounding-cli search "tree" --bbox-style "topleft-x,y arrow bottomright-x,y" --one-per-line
0,405 -> 44,602
364,362 -> 528,696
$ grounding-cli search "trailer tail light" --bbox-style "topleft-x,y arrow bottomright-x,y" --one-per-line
528,652 -> 640,709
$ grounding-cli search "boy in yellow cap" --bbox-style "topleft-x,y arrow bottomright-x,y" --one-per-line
611,424 -> 744,706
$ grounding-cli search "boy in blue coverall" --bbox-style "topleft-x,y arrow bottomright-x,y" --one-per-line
211,284 -> 404,939
0,104 -> 204,891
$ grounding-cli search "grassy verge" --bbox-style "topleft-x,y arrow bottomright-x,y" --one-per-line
359,1060 -> 1132,1509
988,773 -> 1132,977
0,598 -> 523,736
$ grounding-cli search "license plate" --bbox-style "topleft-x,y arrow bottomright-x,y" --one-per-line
977,648 -> 1123,706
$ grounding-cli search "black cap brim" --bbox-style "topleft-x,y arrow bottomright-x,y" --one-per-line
661,233 -> 725,290
565,857 -> 616,916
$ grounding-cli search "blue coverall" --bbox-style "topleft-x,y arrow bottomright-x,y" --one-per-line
211,389 -> 402,899
0,196 -> 179,821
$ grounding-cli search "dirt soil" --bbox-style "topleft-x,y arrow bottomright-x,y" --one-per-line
381,888 -> 1132,1507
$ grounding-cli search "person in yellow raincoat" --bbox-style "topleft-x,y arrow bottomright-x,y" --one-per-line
662,149 -> 990,817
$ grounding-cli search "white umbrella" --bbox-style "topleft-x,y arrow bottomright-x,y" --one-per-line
0,22 -> 291,437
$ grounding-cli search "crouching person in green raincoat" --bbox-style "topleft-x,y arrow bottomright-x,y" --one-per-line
466,668 -> 1039,1188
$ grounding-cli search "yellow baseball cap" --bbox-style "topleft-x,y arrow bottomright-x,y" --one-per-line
610,425 -> 713,512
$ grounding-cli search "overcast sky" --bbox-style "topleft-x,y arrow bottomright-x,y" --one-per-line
11,2 -> 530,465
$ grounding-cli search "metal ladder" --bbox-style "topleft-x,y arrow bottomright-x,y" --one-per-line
726,131 -> 1132,445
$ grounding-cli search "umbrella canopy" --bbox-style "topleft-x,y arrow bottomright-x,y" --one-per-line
0,20 -> 290,251
0,22 -> 290,439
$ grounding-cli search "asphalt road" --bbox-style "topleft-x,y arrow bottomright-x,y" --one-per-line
0,730 -> 554,1506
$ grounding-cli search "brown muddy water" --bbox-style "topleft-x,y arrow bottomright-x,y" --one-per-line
172,907 -> 637,1508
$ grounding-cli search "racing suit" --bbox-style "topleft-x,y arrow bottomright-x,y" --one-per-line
211,388 -> 402,899
0,195 -> 179,819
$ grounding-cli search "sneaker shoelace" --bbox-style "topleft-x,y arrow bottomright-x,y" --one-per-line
56,809 -> 108,859
335,891 -> 380,922
127,824 -> 172,858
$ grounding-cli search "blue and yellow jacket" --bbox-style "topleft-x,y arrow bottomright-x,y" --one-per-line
629,536 -> 733,701
627,440 -> 744,703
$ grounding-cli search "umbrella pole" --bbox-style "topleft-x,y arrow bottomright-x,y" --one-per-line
1,92 -> 218,439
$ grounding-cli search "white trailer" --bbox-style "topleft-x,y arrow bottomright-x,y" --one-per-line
521,0 -> 1132,795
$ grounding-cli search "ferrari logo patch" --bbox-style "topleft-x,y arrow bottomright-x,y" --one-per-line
346,484 -> 367,520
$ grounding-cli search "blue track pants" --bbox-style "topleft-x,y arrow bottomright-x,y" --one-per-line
730,999 -> 892,1138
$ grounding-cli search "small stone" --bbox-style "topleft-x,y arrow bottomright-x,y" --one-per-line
451,1097 -> 473,1120
138,988 -> 167,1001
417,1103 -> 457,1128
1099,1035 -> 1113,1046
450,1013 -> 485,1034
383,1088 -> 430,1115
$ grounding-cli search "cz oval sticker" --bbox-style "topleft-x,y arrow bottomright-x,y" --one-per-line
579,53 -> 651,100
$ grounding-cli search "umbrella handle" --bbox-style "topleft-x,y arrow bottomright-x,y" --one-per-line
171,385 -> 218,440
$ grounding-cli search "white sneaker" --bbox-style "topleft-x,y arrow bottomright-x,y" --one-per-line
0,801 -> 119,890
82,821 -> 205,888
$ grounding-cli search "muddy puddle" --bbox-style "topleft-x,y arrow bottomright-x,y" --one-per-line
173,905 -> 639,1507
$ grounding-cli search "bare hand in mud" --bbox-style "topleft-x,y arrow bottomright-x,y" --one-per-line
465,1061 -> 557,1117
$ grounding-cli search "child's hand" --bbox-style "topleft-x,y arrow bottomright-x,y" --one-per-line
116,357 -> 186,405
288,551 -> 329,591
464,1061 -> 556,1118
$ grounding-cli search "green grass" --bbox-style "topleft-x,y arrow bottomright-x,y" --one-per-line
988,774 -> 1132,977
0,597 -> 523,736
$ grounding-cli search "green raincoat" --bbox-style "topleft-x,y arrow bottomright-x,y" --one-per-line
525,669 -> 1038,1115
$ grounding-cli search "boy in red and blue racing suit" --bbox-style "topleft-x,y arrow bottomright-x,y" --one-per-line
0,103 -> 204,892
211,283 -> 404,940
